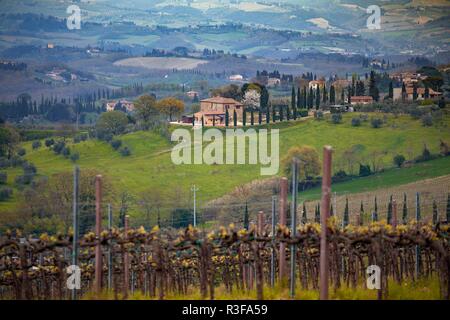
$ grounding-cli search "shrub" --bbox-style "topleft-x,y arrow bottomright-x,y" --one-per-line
298,109 -> 309,117
315,111 -> 324,120
0,172 -> 6,184
45,138 -> 55,148
17,148 -> 26,157
53,141 -> 66,154
32,140 -> 42,150
351,118 -> 361,127
15,174 -> 33,185
370,118 -> 383,128
359,164 -> 371,177
62,146 -> 71,158
111,139 -> 122,150
70,152 -> 80,163
0,186 -> 12,201
421,114 -> 433,127
331,113 -> 342,124
415,144 -> 435,162
359,113 -> 369,122
120,146 -> 131,157
22,162 -> 37,175
393,154 -> 406,168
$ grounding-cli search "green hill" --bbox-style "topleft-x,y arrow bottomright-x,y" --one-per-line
1,112 -> 449,217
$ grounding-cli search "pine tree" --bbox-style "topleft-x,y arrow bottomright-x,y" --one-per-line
402,193 -> 408,224
225,109 -> 229,127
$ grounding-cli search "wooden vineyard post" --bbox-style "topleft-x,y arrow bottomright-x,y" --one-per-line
320,146 -> 332,300
271,196 -> 277,288
95,175 -> 103,296
72,166 -> 79,300
123,215 -> 130,299
108,203 -> 113,291
290,159 -> 299,298
415,193 -> 421,279
279,177 -> 288,285
256,211 -> 265,300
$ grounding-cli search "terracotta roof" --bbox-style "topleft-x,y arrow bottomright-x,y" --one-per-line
405,87 -> 441,95
195,111 -> 226,116
201,97 -> 242,104
351,96 -> 373,101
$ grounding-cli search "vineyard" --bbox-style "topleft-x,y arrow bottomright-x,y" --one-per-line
0,148 -> 449,300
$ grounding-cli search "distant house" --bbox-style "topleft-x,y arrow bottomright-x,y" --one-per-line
229,74 -> 244,81
106,100 -> 135,112
186,91 -> 199,99
267,78 -> 281,87
393,87 -> 442,101
308,80 -> 325,90
350,96 -> 373,105
47,43 -> 54,49
194,97 -> 243,126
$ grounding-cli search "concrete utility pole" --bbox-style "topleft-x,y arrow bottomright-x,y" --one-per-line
191,185 -> 199,227
72,166 -> 79,300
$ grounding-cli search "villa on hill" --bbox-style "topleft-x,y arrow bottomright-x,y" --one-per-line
194,97 -> 243,126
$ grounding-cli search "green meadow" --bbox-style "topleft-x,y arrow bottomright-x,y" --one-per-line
1,112 -> 449,215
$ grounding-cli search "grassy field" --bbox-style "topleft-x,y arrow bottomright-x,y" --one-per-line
113,57 -> 209,70
1,112 -> 449,218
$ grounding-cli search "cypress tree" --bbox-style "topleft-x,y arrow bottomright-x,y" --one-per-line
266,105 -> 270,124
286,104 -> 291,120
330,85 -> 336,104
243,108 -> 246,126
233,109 -> 237,127
387,195 -> 393,225
388,81 -> 394,99
250,109 -> 254,126
446,193 -> 450,222
272,104 -> 276,122
315,87 -> 320,110
291,86 -> 296,110
401,82 -> 407,101
225,109 -> 229,127
303,86 -> 307,108
302,203 -> 307,224
413,83 -> 418,101
323,85 -> 327,103
279,105 -> 284,121
432,200 -> 438,225
243,202 -> 249,230
297,87 -> 302,109
402,193 -> 408,224
359,201 -> 364,226
308,87 -> 314,109
201,116 -> 204,127
343,198 -> 349,228
259,108 -> 262,125
213,115 -> 216,126
192,115 -> 195,127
